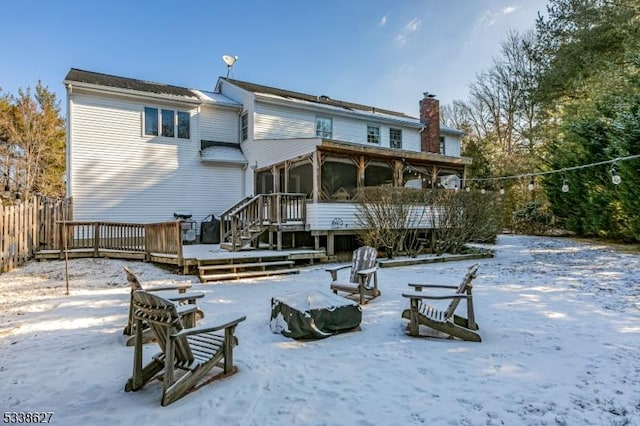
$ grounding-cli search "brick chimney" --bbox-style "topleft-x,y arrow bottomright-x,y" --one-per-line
420,92 -> 440,153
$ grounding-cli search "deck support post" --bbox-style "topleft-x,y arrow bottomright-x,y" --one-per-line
327,231 -> 335,256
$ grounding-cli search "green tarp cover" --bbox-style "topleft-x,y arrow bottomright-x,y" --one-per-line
270,290 -> 362,339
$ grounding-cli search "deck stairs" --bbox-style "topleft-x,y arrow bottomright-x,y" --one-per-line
219,193 -> 307,252
197,252 -> 300,282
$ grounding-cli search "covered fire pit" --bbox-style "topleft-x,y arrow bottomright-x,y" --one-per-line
270,289 -> 362,339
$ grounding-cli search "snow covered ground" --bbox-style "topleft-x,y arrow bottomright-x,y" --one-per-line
1,235 -> 639,425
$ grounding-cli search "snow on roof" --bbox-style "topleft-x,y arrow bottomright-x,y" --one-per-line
200,145 -> 247,165
192,89 -> 242,108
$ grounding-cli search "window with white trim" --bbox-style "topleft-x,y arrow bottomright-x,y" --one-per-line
440,136 -> 446,155
144,107 -> 158,136
177,111 -> 190,139
367,125 -> 380,144
241,112 -> 248,141
161,109 -> 174,137
315,116 -> 332,138
390,128 -> 402,149
143,107 -> 190,139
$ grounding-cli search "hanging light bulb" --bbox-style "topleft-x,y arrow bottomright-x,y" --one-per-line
528,179 -> 535,191
480,188 -> 486,194
561,179 -> 569,193
610,166 -> 621,185
465,186 -> 470,192
499,187 -> 505,195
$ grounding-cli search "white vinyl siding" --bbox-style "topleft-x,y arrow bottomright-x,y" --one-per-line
306,203 -> 435,231
441,134 -> 461,157
69,92 -> 243,224
254,104 -> 315,139
199,106 -> 239,142
254,102 -> 422,152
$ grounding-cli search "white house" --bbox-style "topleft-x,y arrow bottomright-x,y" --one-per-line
64,69 -> 471,254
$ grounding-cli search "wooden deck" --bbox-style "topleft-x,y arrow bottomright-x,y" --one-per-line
182,244 -> 327,282
33,220 -> 327,282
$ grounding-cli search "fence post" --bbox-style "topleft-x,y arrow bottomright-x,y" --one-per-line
59,221 -> 65,260
93,223 -> 100,257
144,224 -> 150,261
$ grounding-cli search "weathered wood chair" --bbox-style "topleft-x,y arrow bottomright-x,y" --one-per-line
401,263 -> 481,342
125,290 -> 246,406
122,266 -> 205,346
328,246 -> 380,304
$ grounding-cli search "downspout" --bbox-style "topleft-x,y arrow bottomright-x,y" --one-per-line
65,84 -> 72,199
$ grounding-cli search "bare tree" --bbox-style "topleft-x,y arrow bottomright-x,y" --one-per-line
427,190 -> 501,255
355,187 -> 433,258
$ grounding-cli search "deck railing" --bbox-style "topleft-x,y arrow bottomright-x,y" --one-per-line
220,193 -> 306,250
58,220 -> 183,265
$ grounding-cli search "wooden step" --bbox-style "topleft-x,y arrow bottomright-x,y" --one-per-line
199,268 -> 300,282
219,242 -> 255,251
198,260 -> 294,272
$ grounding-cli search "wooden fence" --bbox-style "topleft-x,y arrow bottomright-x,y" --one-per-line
1,195 -> 184,273
1,196 -> 72,273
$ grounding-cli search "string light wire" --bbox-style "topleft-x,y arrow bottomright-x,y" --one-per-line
463,154 -> 640,184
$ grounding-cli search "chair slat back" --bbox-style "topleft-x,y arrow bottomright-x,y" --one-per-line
124,266 -> 143,292
132,290 -> 194,363
349,246 -> 378,284
444,264 -> 479,319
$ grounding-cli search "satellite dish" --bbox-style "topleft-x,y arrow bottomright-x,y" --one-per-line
222,55 -> 238,78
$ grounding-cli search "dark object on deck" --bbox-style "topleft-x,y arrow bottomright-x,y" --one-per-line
270,290 -> 362,339
174,212 -> 197,244
200,214 -> 220,244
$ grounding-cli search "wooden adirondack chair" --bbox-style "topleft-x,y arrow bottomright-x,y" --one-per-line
401,263 -> 481,342
125,290 -> 246,406
328,246 -> 380,304
122,266 -> 205,346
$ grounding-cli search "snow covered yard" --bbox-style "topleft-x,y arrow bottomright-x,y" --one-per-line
0,235 -> 639,425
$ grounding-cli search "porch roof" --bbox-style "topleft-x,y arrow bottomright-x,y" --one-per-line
318,140 -> 472,168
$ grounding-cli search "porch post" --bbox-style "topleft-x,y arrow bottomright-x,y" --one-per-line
283,160 -> 289,193
393,160 -> 403,187
312,151 -> 320,203
356,156 -> 365,190
272,165 -> 279,192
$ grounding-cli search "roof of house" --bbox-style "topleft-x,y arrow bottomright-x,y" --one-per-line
65,68 -> 199,99
65,69 -> 462,134
223,78 -> 418,121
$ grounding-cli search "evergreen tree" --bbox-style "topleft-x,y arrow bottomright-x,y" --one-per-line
535,0 -> 640,241
0,82 -> 66,199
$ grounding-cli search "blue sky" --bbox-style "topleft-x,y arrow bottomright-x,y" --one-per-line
2,0 -> 548,116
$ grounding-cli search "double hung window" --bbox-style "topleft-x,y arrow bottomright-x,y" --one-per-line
390,128 -> 402,149
144,107 -> 190,139
315,116 -> 332,138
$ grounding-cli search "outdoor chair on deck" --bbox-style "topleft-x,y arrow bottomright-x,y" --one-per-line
122,266 -> 205,346
327,246 -> 380,304
125,290 -> 246,406
401,263 -> 481,342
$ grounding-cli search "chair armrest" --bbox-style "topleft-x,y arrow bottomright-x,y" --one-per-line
171,316 -> 247,338
144,283 -> 193,293
402,292 -> 469,300
357,267 -> 378,276
175,304 -> 199,316
408,283 -> 458,291
326,264 -> 351,273
166,291 -> 205,303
